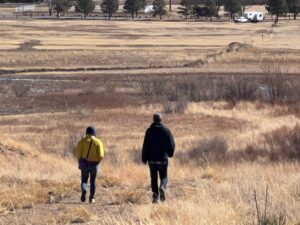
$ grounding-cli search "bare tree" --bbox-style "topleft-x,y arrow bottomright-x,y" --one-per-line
46,0 -> 54,16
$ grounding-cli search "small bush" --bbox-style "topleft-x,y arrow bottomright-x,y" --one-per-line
162,97 -> 189,114
264,124 -> 300,161
178,136 -> 228,165
253,187 -> 287,225
229,145 -> 269,162
12,83 -> 31,97
263,75 -> 290,103
224,76 -> 258,101
175,97 -> 189,114
140,80 -> 167,97
258,214 -> 287,225
163,101 -> 174,114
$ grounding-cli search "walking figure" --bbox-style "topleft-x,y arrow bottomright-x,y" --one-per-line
142,113 -> 175,203
76,126 -> 104,204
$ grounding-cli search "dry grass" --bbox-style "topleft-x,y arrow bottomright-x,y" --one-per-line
0,20 -> 299,75
1,102 -> 300,223
50,206 -> 97,224
0,19 -> 300,225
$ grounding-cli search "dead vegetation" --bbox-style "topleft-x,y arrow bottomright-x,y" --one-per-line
0,20 -> 300,225
50,206 -> 96,224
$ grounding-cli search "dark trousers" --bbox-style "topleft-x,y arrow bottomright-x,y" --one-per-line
81,165 -> 98,199
149,162 -> 168,199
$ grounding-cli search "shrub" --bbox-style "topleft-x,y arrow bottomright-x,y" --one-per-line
253,187 -> 287,225
175,97 -> 189,113
263,75 -> 290,103
264,124 -> 300,161
12,83 -> 31,98
167,78 -> 223,102
163,101 -> 174,114
260,63 -> 299,103
140,80 -> 167,97
224,76 -> 258,101
141,75 -> 300,105
178,136 -> 228,165
162,97 -> 189,114
229,145 -> 269,162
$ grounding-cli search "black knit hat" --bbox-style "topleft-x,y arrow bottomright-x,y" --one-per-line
86,126 -> 96,136
153,113 -> 162,123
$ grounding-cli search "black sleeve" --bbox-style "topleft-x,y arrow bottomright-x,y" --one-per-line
166,128 -> 175,158
142,129 -> 150,163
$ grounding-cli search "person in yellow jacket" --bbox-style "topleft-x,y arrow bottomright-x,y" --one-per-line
76,126 -> 104,204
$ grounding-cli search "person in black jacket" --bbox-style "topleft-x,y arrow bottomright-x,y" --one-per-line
142,113 -> 175,203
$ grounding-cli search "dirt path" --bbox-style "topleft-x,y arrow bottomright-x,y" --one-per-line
0,186 -> 143,224
0,179 -> 199,225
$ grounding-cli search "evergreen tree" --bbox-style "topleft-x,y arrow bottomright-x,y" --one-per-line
286,0 -> 300,19
135,0 -> 145,16
224,0 -> 242,19
192,5 -> 207,18
153,0 -> 166,19
240,0 -> 254,12
205,0 -> 218,20
101,0 -> 119,19
75,0 -> 95,19
178,0 -> 192,19
53,0 -> 72,18
123,0 -> 145,18
266,0 -> 288,23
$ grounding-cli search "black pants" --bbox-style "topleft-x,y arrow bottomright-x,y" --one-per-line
149,162 -> 168,199
81,165 -> 98,199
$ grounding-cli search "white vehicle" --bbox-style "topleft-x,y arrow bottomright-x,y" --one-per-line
242,11 -> 264,22
144,5 -> 154,13
15,4 -> 36,12
234,16 -> 249,23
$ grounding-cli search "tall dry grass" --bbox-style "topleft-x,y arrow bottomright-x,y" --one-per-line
1,101 -> 300,224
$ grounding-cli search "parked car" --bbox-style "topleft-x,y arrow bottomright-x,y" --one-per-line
234,16 -> 249,23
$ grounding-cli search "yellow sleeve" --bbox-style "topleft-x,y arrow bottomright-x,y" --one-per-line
98,139 -> 105,161
75,140 -> 83,160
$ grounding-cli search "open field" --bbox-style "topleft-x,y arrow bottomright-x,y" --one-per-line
0,19 -> 300,225
0,20 -> 300,75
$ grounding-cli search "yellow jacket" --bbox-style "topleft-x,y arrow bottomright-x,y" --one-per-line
76,136 -> 104,163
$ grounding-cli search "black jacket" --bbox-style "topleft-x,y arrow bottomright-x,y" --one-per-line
142,122 -> 175,163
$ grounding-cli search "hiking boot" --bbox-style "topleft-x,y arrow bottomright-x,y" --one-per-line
152,197 -> 158,204
89,198 -> 95,204
159,187 -> 165,202
152,193 -> 159,204
80,194 -> 86,203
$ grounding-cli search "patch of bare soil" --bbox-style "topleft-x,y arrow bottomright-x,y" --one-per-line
0,145 -> 26,157
18,40 -> 41,50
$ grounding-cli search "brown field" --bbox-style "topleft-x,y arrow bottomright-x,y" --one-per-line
0,19 -> 300,225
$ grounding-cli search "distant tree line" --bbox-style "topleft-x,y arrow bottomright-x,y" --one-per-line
1,0 -> 299,20
178,0 -> 299,20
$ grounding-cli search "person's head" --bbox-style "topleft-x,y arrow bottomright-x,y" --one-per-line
153,113 -> 162,123
86,126 -> 96,136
